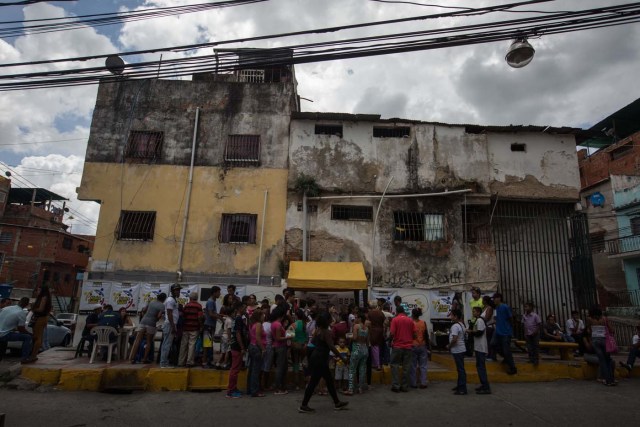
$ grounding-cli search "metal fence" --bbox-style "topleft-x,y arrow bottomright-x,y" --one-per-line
607,289 -> 640,307
608,318 -> 638,352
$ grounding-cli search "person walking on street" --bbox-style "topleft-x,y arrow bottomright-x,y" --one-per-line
448,308 -> 467,395
390,305 -> 415,392
299,311 -> 349,413
522,302 -> 541,366
467,306 -> 491,394
160,284 -> 181,368
493,293 -> 517,375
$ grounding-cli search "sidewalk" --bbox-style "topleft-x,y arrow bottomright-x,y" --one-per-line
15,346 -> 639,392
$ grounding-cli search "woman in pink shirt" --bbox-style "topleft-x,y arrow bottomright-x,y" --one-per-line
271,307 -> 289,395
248,309 -> 266,397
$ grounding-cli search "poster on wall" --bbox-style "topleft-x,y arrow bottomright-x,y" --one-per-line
303,292 -> 355,310
109,283 -> 141,312
79,281 -> 113,311
139,283 -> 170,310
176,284 -> 200,306
429,290 -> 455,319
395,290 -> 429,319
244,286 -> 277,304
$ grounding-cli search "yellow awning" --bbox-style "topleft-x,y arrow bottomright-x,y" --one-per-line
287,261 -> 368,291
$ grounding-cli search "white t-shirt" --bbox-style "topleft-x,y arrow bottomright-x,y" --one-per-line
633,334 -> 639,346
566,318 -> 585,335
449,322 -> 466,354
473,317 -> 488,354
262,321 -> 273,346
163,296 -> 179,325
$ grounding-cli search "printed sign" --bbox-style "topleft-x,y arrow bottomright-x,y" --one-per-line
79,281 -> 113,311
139,283 -> 170,310
109,283 -> 141,312
177,284 -> 200,306
429,290 -> 455,319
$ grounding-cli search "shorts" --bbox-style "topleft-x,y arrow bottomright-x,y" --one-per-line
334,365 -> 349,380
262,346 -> 273,372
136,324 -> 157,335
220,337 -> 229,353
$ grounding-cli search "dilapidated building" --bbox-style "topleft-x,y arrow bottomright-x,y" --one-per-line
286,113 -> 596,321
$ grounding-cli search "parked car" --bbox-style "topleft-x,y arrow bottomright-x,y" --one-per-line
55,313 -> 78,328
7,314 -> 72,355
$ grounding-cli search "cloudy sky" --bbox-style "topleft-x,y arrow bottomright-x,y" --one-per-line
1,0 -> 639,235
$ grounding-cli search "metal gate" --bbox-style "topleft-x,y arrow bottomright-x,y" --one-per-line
491,201 -> 597,333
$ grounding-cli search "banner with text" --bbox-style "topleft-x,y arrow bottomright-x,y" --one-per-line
79,281 -> 113,312
139,283 -> 170,311
109,283 -> 141,313
429,290 -> 455,319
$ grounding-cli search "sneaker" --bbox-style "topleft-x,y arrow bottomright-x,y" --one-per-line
453,390 -> 468,395
476,389 -> 492,395
226,391 -> 242,398
298,406 -> 315,414
334,401 -> 349,411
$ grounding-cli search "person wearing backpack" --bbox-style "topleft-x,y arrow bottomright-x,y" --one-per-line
467,306 -> 491,394
446,308 -> 467,395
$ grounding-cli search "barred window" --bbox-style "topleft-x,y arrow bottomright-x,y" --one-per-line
219,214 -> 257,244
224,135 -> 261,166
125,131 -> 163,160
331,205 -> 373,221
62,237 -> 73,250
373,127 -> 410,138
238,69 -> 265,83
590,232 -> 605,253
393,211 -> 444,242
116,211 -> 156,241
315,124 -> 343,137
0,232 -> 12,245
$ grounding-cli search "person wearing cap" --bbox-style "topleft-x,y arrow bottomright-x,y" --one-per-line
160,284 -> 181,368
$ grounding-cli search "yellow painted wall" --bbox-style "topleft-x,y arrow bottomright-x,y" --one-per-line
78,163 -> 288,275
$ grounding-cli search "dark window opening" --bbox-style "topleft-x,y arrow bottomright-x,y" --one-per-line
314,124 -> 343,137
590,233 -> 605,253
331,205 -> 373,221
224,135 -> 261,166
296,203 -> 318,213
64,273 -> 71,283
631,217 -> 640,235
116,211 -> 156,241
0,232 -> 12,245
42,270 -> 50,285
62,237 -> 73,250
373,127 -> 410,138
78,244 -> 87,253
393,211 -> 444,242
462,205 -> 492,244
125,131 -> 163,160
52,272 -> 60,283
511,143 -> 526,152
219,214 -> 257,244
611,144 -> 633,160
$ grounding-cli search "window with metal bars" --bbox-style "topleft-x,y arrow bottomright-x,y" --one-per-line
224,135 -> 261,166
589,232 -> 605,253
373,126 -> 410,138
393,211 -> 444,241
237,69 -> 265,83
125,131 -> 163,160
331,205 -> 373,221
631,217 -> 640,235
0,232 -> 12,245
462,205 -> 492,244
219,214 -> 257,244
314,124 -> 343,137
62,237 -> 73,250
116,211 -> 156,241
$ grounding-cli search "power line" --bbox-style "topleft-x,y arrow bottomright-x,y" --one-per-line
0,0 -> 269,38
0,0 -> 76,7
1,2 -> 638,91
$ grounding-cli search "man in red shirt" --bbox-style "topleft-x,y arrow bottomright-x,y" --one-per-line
390,305 -> 415,392
178,291 -> 203,367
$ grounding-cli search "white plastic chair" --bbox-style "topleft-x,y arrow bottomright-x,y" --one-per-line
89,326 -> 120,364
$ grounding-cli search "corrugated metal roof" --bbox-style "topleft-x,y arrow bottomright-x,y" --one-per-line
291,111 -> 583,136
8,187 -> 68,204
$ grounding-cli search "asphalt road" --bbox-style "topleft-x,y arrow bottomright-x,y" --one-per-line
1,379 -> 638,426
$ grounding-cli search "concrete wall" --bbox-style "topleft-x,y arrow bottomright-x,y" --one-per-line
579,130 -> 640,188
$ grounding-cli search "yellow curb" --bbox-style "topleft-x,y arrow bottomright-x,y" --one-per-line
146,368 -> 189,391
20,366 -> 61,385
57,368 -> 103,391
188,369 -> 230,390
102,367 -> 149,390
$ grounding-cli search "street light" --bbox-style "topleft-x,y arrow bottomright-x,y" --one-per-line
505,38 -> 535,68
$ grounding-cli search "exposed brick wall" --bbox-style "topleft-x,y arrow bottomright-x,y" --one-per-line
579,131 -> 640,189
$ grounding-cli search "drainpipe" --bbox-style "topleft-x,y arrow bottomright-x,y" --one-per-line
177,107 -> 200,281
257,190 -> 268,285
302,191 -> 308,261
370,176 -> 394,289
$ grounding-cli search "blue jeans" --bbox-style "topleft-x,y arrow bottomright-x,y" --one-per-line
626,347 -> 640,368
248,344 -> 263,395
391,347 -> 413,390
0,332 -> 33,360
495,334 -> 516,372
452,352 -> 467,392
274,346 -> 288,390
592,337 -> 614,384
410,345 -> 428,387
160,323 -> 175,367
475,351 -> 490,390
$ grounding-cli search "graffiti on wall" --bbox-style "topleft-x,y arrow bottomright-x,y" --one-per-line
377,270 -> 462,288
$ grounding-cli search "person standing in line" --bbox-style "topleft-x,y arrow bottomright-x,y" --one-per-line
247,309 -> 266,397
298,311 -> 349,414
447,308 -> 467,395
178,292 -> 203,368
226,301 -> 248,398
410,308 -> 429,389
222,284 -> 238,309
261,310 -> 273,391
522,302 -> 541,366
586,305 -> 616,386
160,284 -> 181,368
389,305 -> 415,392
29,284 -> 51,360
130,293 -> 166,364
481,296 -> 496,361
468,306 -> 491,394
203,286 -> 222,368
469,288 -> 484,326
271,307 -> 289,395
368,300 -> 385,371
493,293 -> 517,375
343,312 -> 369,395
